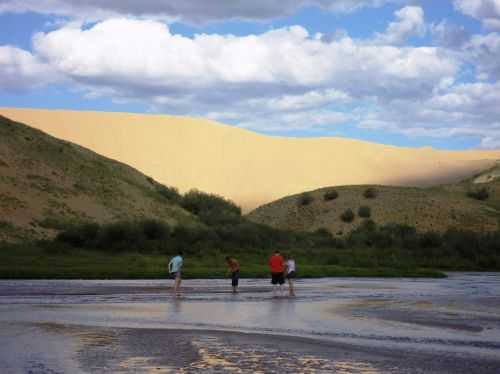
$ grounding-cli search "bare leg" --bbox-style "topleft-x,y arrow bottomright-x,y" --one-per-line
278,284 -> 284,297
174,277 -> 181,297
288,279 -> 295,296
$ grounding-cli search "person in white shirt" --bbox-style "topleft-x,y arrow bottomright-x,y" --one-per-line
168,251 -> 184,297
285,254 -> 296,297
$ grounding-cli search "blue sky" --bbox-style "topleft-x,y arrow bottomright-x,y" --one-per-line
0,0 -> 499,149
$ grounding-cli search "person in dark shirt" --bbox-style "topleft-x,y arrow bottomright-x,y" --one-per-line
226,256 -> 240,294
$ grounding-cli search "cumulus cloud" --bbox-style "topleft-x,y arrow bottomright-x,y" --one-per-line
431,20 -> 470,48
357,80 -> 500,148
17,16 -> 461,136
0,0 -> 405,23
464,32 -> 500,80
454,0 -> 500,30
373,6 -> 426,45
31,18 -> 457,102
0,46 -> 56,92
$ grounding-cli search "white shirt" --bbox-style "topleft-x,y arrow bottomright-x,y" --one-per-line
169,255 -> 183,273
286,259 -> 296,274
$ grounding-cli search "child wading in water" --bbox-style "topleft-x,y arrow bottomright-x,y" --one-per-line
285,254 -> 296,297
226,256 -> 240,294
168,251 -> 184,297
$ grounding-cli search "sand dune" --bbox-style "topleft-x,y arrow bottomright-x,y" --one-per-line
2,107 -> 500,212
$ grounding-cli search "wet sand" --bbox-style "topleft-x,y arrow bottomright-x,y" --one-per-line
1,273 -> 500,373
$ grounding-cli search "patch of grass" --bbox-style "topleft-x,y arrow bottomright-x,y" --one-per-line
0,193 -> 25,209
0,244 -> 446,279
0,220 -> 14,230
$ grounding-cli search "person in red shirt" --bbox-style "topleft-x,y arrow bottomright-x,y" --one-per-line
225,256 -> 240,294
268,250 -> 285,297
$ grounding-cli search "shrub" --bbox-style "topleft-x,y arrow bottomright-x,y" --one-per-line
182,189 -> 241,219
358,206 -> 371,218
56,223 -> 99,247
323,189 -> 339,201
419,232 -> 442,249
467,187 -> 489,201
157,185 -> 182,203
141,219 -> 170,240
340,209 -> 355,223
363,187 -> 377,199
297,193 -> 314,206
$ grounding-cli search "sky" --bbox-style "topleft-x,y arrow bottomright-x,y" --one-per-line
0,0 -> 500,150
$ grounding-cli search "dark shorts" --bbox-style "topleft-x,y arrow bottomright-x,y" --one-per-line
170,271 -> 181,280
271,272 -> 285,285
231,270 -> 240,287
286,271 -> 297,279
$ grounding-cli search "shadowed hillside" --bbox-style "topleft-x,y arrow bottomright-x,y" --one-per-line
247,168 -> 500,235
2,108 -> 500,212
0,115 -> 196,242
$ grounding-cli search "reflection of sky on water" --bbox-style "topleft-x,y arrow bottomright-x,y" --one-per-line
0,273 -> 499,355
0,273 -> 499,373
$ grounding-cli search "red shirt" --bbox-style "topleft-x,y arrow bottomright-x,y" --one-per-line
268,254 -> 284,273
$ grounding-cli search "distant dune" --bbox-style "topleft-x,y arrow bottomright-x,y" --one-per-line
2,108 -> 500,212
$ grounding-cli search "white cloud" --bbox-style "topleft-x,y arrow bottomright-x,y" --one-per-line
356,80 -> 500,148
431,20 -> 470,48
0,46 -> 56,92
0,0 -> 406,23
265,89 -> 351,111
454,0 -> 500,30
373,6 -> 426,45
31,18 -> 457,102
464,32 -> 500,80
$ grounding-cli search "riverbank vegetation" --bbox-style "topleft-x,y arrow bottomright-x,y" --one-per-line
1,215 -> 499,279
1,188 -> 499,279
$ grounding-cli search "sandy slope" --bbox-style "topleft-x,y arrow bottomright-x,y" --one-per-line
2,107 -> 500,212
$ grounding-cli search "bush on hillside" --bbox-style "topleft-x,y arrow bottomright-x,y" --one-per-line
141,219 -> 170,240
157,185 -> 182,203
297,193 -> 314,206
363,187 -> 377,199
418,231 -> 442,249
358,206 -> 371,218
323,189 -> 339,201
340,209 -> 355,223
56,223 -> 99,247
467,187 -> 489,201
182,189 -> 241,225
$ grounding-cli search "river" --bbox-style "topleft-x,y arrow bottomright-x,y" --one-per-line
1,273 -> 499,373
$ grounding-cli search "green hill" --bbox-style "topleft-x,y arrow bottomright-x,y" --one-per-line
247,169 -> 500,236
0,115 -> 197,242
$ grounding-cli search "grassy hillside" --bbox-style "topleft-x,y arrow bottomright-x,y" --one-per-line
247,170 -> 500,235
0,115 -> 197,242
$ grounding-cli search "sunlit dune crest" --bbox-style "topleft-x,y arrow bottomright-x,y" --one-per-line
2,107 -> 500,212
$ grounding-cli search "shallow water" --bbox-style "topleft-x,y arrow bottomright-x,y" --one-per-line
1,273 -> 499,373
